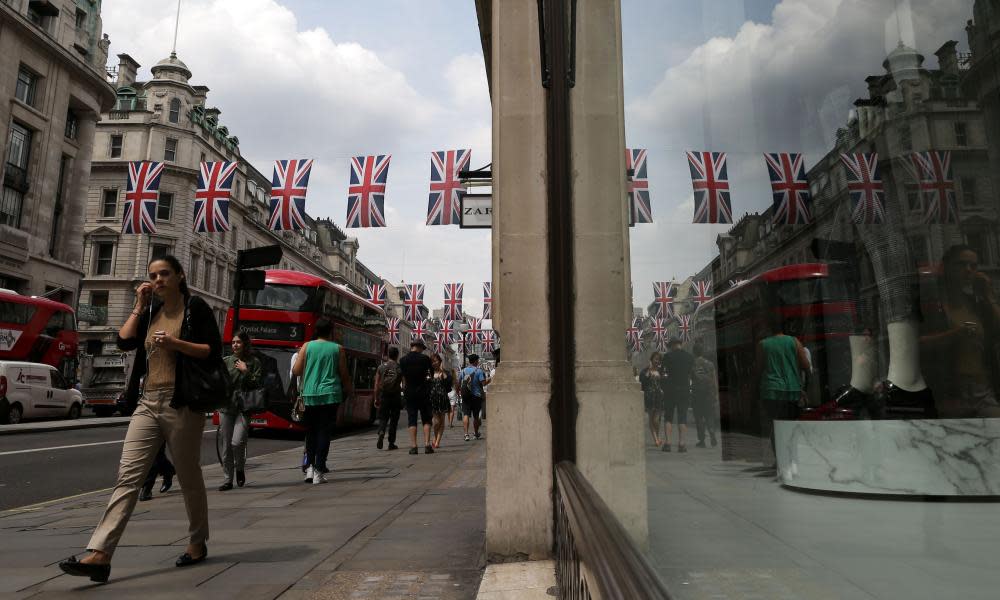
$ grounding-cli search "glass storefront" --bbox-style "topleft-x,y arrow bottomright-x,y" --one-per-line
622,1 -> 1000,597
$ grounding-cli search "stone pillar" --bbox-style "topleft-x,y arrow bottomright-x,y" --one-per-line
570,0 -> 648,546
486,0 -> 554,560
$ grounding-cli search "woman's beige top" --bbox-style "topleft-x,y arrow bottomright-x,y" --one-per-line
143,308 -> 184,391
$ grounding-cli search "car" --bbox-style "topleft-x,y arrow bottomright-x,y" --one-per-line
0,361 -> 83,424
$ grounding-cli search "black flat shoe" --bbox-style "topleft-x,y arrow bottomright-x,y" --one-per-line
236,470 -> 245,487
159,474 -> 173,494
59,556 -> 110,583
138,485 -> 154,502
175,545 -> 207,567
218,481 -> 233,492
877,381 -> 936,419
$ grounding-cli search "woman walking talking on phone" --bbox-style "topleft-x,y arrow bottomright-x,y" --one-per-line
58,256 -> 223,583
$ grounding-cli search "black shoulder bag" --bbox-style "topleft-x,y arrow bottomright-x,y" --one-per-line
179,300 -> 231,412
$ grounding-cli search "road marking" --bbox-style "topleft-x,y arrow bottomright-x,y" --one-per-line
0,429 -> 217,457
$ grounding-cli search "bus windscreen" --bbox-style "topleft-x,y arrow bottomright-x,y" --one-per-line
239,284 -> 319,312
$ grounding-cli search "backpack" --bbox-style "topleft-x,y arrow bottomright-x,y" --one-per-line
379,362 -> 402,396
460,367 -> 478,398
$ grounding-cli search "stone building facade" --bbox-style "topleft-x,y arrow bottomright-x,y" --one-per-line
77,52 -> 383,356
0,0 -> 115,301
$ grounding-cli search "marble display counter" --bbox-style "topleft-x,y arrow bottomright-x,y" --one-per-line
773,418 -> 1000,497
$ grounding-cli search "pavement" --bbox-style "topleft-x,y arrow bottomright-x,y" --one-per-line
0,424 -> 489,599
645,433 -> 1000,600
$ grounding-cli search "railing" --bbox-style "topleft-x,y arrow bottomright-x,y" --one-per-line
554,462 -> 671,600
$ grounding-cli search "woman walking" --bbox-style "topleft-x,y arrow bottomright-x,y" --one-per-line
59,256 -> 221,583
429,354 -> 453,448
292,318 -> 354,484
219,330 -> 262,491
639,352 -> 665,447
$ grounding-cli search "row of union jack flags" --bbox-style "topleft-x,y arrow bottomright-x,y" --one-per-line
367,282 -> 493,322
629,149 -> 959,227
626,314 -> 694,354
650,279 -> 712,318
120,149 -> 476,235
385,316 -> 499,353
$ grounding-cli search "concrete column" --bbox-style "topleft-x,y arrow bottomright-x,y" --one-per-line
570,0 -> 648,546
486,0 -> 554,560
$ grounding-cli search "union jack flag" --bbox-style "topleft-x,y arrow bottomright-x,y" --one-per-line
465,317 -> 484,347
691,279 -> 712,309
650,318 -> 667,345
427,149 -> 471,226
433,333 -> 446,353
268,159 -> 312,231
483,282 -> 493,320
626,318 -> 644,353
482,329 -> 498,352
193,161 -> 236,233
411,319 -> 430,341
346,154 -> 390,228
122,161 -> 164,234
677,314 -> 692,342
387,317 -> 401,345
402,284 -> 425,322
687,151 -> 732,224
366,284 -> 387,308
654,334 -> 669,353
626,148 -> 652,225
765,152 -> 813,225
911,151 -> 958,224
841,152 -> 885,225
438,319 -> 457,343
652,281 -> 676,318
443,283 -> 464,321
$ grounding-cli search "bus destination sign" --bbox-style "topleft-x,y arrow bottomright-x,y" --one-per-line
240,321 -> 306,343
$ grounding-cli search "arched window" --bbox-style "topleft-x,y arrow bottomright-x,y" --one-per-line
168,98 -> 181,123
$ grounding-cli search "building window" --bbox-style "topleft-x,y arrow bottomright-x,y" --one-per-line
109,134 -> 123,158
64,108 -> 79,140
2,123 -> 32,228
216,265 -> 225,296
231,226 -> 239,250
49,155 -> 68,257
75,8 -> 87,29
27,1 -> 57,29
101,189 -> 118,218
954,122 -> 968,147
168,98 -> 180,124
200,152 -> 206,163
203,258 -> 211,289
962,177 -> 977,207
94,242 -> 114,275
150,243 -> 170,261
0,187 -> 25,228
157,192 -> 173,221
164,138 -> 177,162
15,67 -> 37,106
190,253 -> 200,286
906,189 -> 920,213
90,290 -> 108,308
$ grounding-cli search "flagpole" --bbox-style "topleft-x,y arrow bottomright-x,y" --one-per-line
171,0 -> 182,55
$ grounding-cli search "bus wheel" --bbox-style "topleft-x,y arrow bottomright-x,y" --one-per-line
67,403 -> 82,420
6,403 -> 23,425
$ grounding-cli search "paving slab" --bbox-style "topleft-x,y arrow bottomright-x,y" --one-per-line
1,426 -> 487,598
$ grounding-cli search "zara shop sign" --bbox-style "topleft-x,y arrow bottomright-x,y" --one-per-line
460,194 -> 492,229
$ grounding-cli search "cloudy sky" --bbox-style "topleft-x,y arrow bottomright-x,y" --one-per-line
101,0 -> 976,315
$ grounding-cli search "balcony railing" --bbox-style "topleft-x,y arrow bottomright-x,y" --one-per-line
554,462 -> 671,600
3,163 -> 29,192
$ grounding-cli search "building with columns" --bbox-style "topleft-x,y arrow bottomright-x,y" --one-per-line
0,0 -> 115,301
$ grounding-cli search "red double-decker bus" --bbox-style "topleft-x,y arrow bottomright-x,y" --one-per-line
0,289 -> 79,380
220,270 -> 386,432
696,263 -> 856,437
